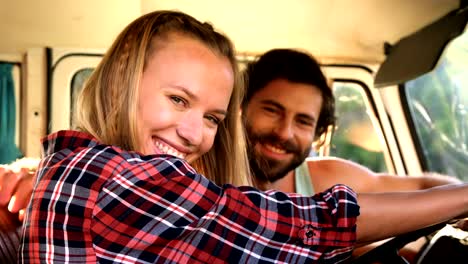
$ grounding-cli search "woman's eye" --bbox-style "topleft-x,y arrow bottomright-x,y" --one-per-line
205,115 -> 221,125
170,96 -> 187,107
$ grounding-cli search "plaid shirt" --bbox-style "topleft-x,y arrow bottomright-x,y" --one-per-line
19,130 -> 359,263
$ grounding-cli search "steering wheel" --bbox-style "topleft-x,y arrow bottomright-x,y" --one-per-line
350,222 -> 448,264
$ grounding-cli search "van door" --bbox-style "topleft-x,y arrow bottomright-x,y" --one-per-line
48,48 -> 104,133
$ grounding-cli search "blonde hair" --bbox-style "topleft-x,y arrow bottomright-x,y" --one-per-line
75,10 -> 252,186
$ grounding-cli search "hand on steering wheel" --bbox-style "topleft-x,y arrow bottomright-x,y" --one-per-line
351,222 -> 448,264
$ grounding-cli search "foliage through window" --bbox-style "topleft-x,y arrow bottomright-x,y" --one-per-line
404,27 -> 468,181
329,82 -> 388,173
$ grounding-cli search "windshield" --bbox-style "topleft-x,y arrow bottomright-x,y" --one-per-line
404,26 -> 468,181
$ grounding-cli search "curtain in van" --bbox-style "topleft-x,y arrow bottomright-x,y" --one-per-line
0,63 -> 23,164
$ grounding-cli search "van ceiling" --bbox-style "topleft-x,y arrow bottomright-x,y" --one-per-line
145,0 -> 460,64
0,0 -> 460,64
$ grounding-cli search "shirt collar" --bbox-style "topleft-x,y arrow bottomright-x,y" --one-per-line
41,130 -> 99,157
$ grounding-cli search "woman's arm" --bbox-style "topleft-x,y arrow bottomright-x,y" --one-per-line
0,158 -> 38,220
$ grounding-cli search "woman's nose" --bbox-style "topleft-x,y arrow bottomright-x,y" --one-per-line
176,112 -> 203,147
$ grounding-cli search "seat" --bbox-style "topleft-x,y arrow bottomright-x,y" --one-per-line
0,207 -> 22,263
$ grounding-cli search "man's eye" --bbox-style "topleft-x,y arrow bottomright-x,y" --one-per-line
298,119 -> 313,126
263,107 -> 277,113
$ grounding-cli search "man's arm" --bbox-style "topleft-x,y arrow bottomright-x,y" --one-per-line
306,157 -> 462,193
356,183 -> 468,244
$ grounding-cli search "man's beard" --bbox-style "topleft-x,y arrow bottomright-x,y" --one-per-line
245,122 -> 311,186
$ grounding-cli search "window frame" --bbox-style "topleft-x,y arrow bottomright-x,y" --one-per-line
48,48 -> 104,133
321,65 -> 404,175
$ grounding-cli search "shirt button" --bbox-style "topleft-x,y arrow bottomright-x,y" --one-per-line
298,224 -> 317,245
305,230 -> 314,238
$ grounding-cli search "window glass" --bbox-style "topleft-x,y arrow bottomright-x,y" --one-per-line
404,27 -> 468,181
70,68 -> 94,127
329,82 -> 388,172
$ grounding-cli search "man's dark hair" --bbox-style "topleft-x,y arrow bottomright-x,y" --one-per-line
242,49 -> 336,142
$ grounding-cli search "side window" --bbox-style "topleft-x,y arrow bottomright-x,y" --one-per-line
0,62 -> 23,163
70,68 -> 94,127
329,82 -> 388,173
404,27 -> 468,181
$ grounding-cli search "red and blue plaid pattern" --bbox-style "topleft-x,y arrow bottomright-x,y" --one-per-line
19,130 -> 359,263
